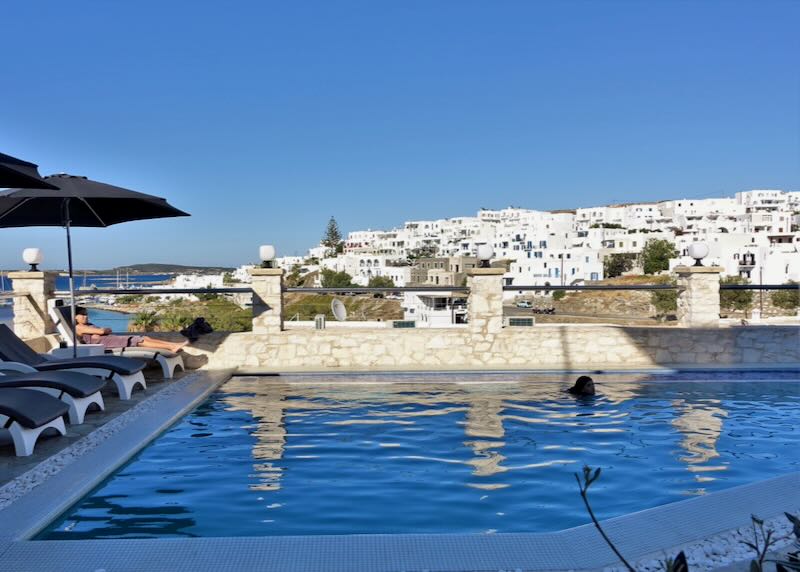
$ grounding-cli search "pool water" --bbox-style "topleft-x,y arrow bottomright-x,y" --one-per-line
40,372 -> 800,539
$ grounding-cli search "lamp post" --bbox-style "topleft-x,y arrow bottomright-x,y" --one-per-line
476,244 -> 494,269
22,248 -> 43,271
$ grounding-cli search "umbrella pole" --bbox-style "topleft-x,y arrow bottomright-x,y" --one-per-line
64,199 -> 78,359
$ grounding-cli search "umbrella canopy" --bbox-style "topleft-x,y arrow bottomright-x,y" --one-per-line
0,174 -> 189,226
0,153 -> 59,190
0,173 -> 189,357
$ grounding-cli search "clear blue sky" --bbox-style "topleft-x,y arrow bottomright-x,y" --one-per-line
1,0 -> 797,269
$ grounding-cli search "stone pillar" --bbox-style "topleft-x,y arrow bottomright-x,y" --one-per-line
250,268 -> 284,335
467,267 -> 505,335
8,271 -> 57,339
674,266 -> 722,328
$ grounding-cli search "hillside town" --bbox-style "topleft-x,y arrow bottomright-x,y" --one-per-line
224,189 -> 797,283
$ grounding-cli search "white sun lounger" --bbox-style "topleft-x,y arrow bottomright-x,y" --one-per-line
49,300 -> 184,379
0,325 -> 147,400
0,388 -> 68,456
0,369 -> 105,424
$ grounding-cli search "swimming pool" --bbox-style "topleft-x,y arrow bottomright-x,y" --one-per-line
40,371 -> 799,540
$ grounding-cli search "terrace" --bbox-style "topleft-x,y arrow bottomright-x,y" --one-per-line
0,264 -> 798,572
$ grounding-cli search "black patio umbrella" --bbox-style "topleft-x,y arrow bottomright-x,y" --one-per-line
0,153 -> 59,190
0,173 -> 190,356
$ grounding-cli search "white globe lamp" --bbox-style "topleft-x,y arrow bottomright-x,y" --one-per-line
22,248 -> 43,271
476,244 -> 494,268
259,245 -> 277,269
687,242 -> 709,267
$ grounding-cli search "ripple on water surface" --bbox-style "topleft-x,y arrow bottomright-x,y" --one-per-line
41,372 -> 800,539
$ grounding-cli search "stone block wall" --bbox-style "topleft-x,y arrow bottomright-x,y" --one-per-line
676,266 -> 722,327
203,324 -> 799,370
8,271 -> 56,340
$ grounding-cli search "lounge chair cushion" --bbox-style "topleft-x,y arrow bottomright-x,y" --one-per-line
0,324 -> 47,366
0,371 -> 105,398
0,388 -> 69,429
36,356 -> 145,376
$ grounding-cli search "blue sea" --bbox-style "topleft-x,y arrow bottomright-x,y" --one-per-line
0,305 -> 131,332
0,273 -> 169,333
1,273 -> 171,293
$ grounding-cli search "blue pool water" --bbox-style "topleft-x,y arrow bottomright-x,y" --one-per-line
40,372 -> 800,539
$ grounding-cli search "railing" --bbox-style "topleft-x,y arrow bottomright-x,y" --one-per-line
503,284 -> 676,291
52,287 -> 254,333
719,284 -> 798,290
285,286 -> 469,293
53,287 -> 253,296
503,283 -> 679,326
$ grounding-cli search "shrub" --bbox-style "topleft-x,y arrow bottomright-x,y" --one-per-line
131,311 -> 160,332
552,290 -> 566,301
117,294 -> 144,304
720,276 -> 754,315
158,311 -> 192,332
651,287 -> 678,320
771,281 -> 799,310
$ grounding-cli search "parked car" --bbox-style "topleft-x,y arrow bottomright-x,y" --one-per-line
516,300 -> 532,308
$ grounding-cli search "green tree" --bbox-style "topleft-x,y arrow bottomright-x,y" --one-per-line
222,272 -> 235,285
367,275 -> 395,288
320,268 -> 354,288
771,281 -> 799,310
552,290 -> 566,301
367,275 -> 395,298
720,275 -> 754,316
603,253 -> 637,278
285,264 -> 304,288
322,217 -> 343,253
640,239 -> 678,275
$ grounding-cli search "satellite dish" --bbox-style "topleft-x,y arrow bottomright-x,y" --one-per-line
331,298 -> 347,322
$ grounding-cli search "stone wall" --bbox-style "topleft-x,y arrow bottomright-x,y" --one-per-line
202,324 -> 800,370
8,271 -> 55,340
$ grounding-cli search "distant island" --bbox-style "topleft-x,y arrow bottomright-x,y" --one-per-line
102,263 -> 235,274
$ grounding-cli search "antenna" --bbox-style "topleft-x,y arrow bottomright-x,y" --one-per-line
331,298 -> 347,322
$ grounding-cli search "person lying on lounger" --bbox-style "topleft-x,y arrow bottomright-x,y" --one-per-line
567,375 -> 596,396
74,307 -> 188,353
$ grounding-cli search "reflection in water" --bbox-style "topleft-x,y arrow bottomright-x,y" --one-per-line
671,399 -> 728,487
222,384 -> 287,492
218,375 -> 739,493
46,494 -> 197,540
218,375 -> 649,488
